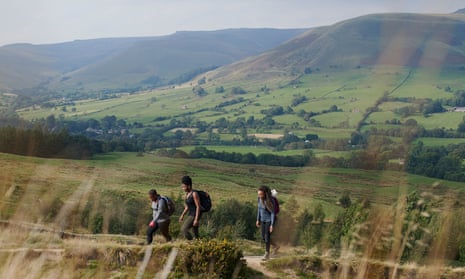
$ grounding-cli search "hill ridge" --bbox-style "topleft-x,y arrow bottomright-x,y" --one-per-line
0,28 -> 306,93
208,12 -> 465,83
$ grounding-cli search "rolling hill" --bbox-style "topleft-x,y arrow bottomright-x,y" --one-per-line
0,29 -> 305,94
4,10 -> 465,278
209,13 -> 465,83
17,12 -> 465,144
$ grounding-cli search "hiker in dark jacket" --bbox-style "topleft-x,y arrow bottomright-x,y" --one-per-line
147,189 -> 171,244
179,176 -> 201,240
256,186 -> 275,260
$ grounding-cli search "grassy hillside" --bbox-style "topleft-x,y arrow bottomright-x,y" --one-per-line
0,29 -> 305,94
208,13 -> 465,84
0,38 -> 147,91
1,151 -> 464,228
1,152 -> 465,277
18,66 -> 465,144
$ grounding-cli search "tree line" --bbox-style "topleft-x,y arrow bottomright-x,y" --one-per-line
0,126 -> 102,159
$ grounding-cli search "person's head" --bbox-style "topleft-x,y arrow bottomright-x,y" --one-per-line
257,186 -> 271,200
258,185 -> 274,212
148,189 -> 158,201
181,175 -> 192,193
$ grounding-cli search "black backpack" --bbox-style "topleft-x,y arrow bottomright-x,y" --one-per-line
195,190 -> 212,212
160,196 -> 176,216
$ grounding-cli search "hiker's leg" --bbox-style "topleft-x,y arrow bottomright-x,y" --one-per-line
262,222 -> 271,253
192,224 -> 199,239
260,221 -> 266,243
182,216 -> 194,240
159,220 -> 172,242
146,223 -> 158,244
192,213 -> 201,239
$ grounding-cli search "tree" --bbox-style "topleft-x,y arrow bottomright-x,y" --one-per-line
192,85 -> 207,96
458,122 -> 465,133
423,100 -> 446,116
305,134 -> 319,141
215,86 -> 225,93
231,86 -> 247,95
197,76 -> 206,85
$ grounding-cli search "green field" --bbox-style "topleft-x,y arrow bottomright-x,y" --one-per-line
414,137 -> 465,146
16,66 -> 465,147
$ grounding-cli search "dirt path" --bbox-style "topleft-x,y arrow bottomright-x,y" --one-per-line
244,256 -> 279,278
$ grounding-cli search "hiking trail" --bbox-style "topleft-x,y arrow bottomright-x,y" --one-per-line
244,255 -> 279,278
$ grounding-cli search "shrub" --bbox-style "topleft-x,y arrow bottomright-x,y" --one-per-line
173,239 -> 245,278
90,214 -> 104,234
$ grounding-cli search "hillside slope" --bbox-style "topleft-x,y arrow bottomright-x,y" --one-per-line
209,13 -> 465,83
0,29 -> 305,93
0,38 -> 148,91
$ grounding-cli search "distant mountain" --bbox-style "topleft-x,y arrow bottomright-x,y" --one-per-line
454,8 -> 465,14
0,38 -> 151,91
0,29 -> 306,94
209,13 -> 465,83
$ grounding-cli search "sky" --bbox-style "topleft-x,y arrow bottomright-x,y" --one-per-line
1,0 -> 464,46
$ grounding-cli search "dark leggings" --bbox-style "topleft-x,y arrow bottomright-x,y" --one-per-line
147,220 -> 171,244
181,215 -> 199,240
261,221 -> 272,253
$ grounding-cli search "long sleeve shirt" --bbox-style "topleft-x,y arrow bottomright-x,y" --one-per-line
257,199 -> 275,226
152,197 -> 170,223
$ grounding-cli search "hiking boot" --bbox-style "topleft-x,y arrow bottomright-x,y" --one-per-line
262,252 -> 270,261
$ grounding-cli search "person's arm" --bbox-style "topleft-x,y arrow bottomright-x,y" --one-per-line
152,198 -> 164,223
193,191 -> 201,226
179,196 -> 188,222
270,211 -> 275,232
256,199 -> 261,228
149,200 -> 157,227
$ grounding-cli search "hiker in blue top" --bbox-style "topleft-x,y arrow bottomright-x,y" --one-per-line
146,189 -> 172,244
256,185 -> 275,260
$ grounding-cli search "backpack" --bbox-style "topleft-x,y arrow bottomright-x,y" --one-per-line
272,197 -> 280,215
195,190 -> 212,212
160,196 -> 175,216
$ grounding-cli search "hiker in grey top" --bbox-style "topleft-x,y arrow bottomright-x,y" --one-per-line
146,189 -> 171,244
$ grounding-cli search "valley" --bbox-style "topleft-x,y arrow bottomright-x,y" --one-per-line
1,9 -> 465,278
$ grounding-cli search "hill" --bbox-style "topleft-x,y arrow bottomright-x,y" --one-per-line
16,12 -> 465,152
0,38 -> 148,91
0,29 -> 305,94
455,8 -> 465,14
209,13 -> 465,83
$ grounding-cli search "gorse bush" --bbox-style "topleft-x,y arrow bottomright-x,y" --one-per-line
173,239 -> 245,278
